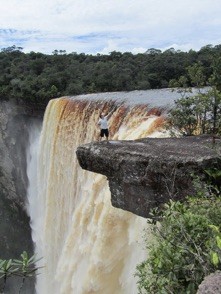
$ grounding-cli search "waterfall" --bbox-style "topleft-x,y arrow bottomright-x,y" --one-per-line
26,120 -> 42,256
27,97 -> 169,294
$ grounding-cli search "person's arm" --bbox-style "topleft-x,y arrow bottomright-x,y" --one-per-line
106,106 -> 117,119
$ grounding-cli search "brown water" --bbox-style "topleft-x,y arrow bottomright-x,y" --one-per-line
27,90 -> 182,294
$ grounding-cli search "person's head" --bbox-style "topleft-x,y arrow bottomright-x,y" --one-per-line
100,112 -> 105,119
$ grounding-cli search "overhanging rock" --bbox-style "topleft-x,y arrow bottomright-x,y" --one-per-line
76,136 -> 221,218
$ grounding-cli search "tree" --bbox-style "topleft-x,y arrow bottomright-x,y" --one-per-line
168,60 -> 221,136
1,44 -> 221,108
169,96 -> 198,135
1,45 -> 23,53
169,75 -> 192,98
145,48 -> 162,55
187,62 -> 206,88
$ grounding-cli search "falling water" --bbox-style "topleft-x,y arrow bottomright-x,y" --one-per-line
26,120 -> 42,255
27,96 -> 170,294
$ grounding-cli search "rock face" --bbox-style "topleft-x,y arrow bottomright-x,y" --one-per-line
76,136 -> 221,218
197,271 -> 221,294
0,101 -> 43,293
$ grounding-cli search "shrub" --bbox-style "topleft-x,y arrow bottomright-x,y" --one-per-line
0,251 -> 42,293
136,197 -> 221,294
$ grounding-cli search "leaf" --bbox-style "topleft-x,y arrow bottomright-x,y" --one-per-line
216,236 -> 221,249
208,225 -> 220,233
0,260 -> 6,268
211,252 -> 219,266
12,259 -> 23,265
6,259 -> 12,270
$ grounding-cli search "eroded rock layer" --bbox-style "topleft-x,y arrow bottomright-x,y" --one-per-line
77,136 -> 221,217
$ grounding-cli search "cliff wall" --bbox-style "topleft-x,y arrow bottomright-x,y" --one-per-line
0,101 -> 43,292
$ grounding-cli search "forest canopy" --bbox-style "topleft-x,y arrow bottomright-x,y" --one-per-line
1,44 -> 221,109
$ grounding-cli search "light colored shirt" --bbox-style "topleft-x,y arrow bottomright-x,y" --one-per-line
98,116 -> 108,129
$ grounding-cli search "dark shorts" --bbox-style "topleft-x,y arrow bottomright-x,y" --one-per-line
100,129 -> 109,138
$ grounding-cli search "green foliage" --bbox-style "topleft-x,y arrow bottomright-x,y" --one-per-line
0,259 -> 18,281
204,168 -> 221,191
168,60 -> 221,136
1,44 -> 221,109
168,90 -> 221,136
13,251 -> 41,278
0,251 -> 42,293
208,225 -> 221,268
136,197 -> 221,294
187,62 -> 206,88
169,96 -> 198,135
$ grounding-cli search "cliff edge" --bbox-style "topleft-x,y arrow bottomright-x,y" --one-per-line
76,136 -> 221,218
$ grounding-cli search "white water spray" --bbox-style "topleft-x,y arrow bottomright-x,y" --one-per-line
26,121 -> 43,254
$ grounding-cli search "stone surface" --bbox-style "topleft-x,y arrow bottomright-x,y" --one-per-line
0,101 -> 43,293
197,271 -> 221,294
76,135 -> 221,218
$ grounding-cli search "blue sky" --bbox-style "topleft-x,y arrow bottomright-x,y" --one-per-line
1,0 -> 221,54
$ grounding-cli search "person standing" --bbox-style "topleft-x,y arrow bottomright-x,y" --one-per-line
98,109 -> 114,141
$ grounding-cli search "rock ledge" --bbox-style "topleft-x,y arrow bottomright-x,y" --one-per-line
76,136 -> 221,218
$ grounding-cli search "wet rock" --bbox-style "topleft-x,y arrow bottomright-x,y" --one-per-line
76,136 -> 221,218
0,101 -> 43,293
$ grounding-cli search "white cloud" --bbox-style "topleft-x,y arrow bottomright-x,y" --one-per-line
1,0 -> 221,53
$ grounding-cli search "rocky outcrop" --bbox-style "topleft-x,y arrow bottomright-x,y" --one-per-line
76,136 -> 221,218
197,271 -> 221,294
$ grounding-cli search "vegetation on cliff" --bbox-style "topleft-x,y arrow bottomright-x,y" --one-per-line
1,44 -> 221,109
0,251 -> 41,293
135,54 -> 221,293
136,192 -> 221,293
168,59 -> 221,136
